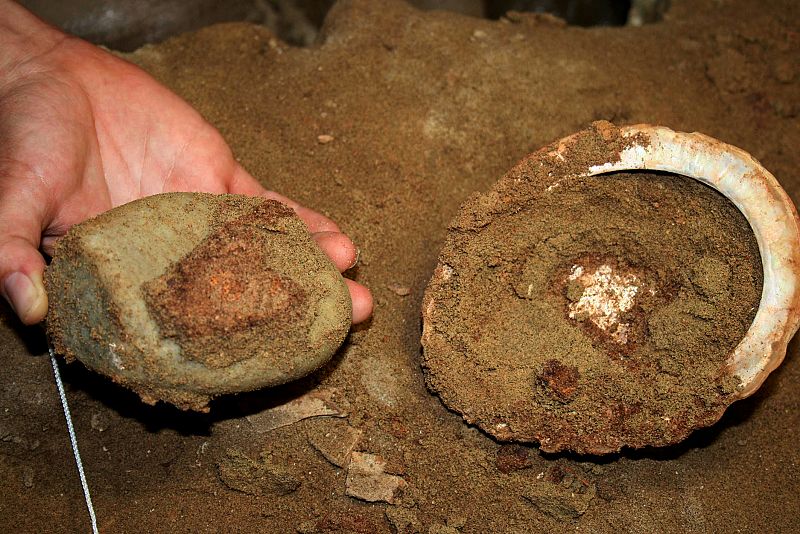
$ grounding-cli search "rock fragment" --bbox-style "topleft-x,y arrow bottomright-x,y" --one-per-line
216,449 -> 300,496
387,282 -> 411,296
90,410 -> 111,432
523,464 -> 596,521
536,360 -> 580,403
306,417 -> 362,468
246,388 -> 346,433
22,467 -> 34,489
385,507 -> 422,534
345,452 -> 407,504
495,444 -> 534,473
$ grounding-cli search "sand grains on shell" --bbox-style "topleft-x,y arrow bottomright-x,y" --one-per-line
421,124 -> 763,454
46,192 -> 352,411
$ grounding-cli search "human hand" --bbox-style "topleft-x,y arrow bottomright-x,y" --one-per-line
0,2 -> 373,326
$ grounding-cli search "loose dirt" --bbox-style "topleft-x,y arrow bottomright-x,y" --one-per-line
2,0 -> 799,532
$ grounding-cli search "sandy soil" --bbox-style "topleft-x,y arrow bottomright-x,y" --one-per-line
1,0 -> 799,532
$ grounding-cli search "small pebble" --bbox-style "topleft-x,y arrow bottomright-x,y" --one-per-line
90,411 -> 110,432
387,282 -> 411,296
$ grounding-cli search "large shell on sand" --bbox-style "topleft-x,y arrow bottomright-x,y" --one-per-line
422,122 -> 800,453
46,193 -> 352,411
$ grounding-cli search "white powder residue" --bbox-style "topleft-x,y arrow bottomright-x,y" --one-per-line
567,264 -> 642,344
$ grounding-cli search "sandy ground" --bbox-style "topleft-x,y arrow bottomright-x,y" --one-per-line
1,0 -> 799,532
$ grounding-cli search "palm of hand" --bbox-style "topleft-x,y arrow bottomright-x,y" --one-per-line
0,37 -> 371,324
7,39 -> 264,252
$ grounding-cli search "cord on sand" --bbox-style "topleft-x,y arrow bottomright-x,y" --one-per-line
49,344 -> 99,534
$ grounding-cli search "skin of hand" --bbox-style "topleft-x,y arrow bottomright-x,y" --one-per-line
0,2 -> 373,326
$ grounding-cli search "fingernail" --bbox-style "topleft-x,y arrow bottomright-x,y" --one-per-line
349,247 -> 361,270
3,272 -> 45,322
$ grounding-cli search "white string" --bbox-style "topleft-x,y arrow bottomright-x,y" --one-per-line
49,344 -> 100,534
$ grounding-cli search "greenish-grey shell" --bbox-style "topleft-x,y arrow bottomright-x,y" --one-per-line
46,193 -> 352,411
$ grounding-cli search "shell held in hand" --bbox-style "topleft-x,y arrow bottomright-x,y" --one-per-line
46,193 -> 352,411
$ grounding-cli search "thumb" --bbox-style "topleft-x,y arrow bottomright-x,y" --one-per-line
0,237 -> 48,325
0,196 -> 48,325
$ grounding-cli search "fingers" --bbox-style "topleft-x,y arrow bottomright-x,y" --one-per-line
228,165 -> 340,233
311,233 -> 373,323
345,279 -> 373,325
40,235 -> 58,257
313,231 -> 358,272
311,231 -> 372,324
227,165 -> 372,324
0,235 -> 47,324
0,180 -> 50,324
264,189 -> 341,233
